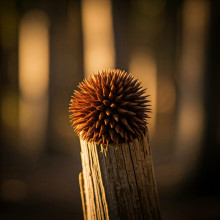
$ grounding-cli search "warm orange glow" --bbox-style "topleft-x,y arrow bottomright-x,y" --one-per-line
19,10 -> 49,99
81,0 -> 115,76
129,51 -> 157,138
175,0 -> 209,181
19,10 -> 49,157
157,76 -> 175,114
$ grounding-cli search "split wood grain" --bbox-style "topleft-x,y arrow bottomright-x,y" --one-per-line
79,131 -> 161,220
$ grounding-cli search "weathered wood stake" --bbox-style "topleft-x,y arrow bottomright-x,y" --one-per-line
69,69 -> 161,219
79,130 -> 160,219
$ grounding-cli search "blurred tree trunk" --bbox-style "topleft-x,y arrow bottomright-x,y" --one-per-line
194,0 -> 220,196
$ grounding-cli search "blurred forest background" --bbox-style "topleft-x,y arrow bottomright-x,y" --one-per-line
0,0 -> 220,219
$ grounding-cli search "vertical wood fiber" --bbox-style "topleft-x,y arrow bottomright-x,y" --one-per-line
79,131 -> 161,220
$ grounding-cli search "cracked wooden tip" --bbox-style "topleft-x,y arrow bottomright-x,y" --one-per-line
69,69 -> 151,145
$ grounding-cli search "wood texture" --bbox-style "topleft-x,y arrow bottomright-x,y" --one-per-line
79,172 -> 87,220
79,131 -> 161,220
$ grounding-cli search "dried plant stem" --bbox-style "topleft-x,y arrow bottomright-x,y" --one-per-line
79,130 -> 161,220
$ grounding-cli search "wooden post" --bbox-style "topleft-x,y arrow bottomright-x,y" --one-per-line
69,70 -> 161,219
79,130 -> 161,220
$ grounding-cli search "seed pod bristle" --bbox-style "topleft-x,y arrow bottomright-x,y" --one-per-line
69,69 -> 151,145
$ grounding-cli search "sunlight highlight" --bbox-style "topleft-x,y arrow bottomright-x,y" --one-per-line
81,0 -> 115,76
129,51 -> 157,138
19,10 -> 49,158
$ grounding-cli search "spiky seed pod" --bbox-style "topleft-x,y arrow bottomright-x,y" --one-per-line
69,69 -> 151,145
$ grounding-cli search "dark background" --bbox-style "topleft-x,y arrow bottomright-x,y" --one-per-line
0,0 -> 220,219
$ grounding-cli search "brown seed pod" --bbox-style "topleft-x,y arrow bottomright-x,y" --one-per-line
69,69 -> 151,145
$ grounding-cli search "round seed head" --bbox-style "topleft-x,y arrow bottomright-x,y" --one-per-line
69,69 -> 151,145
